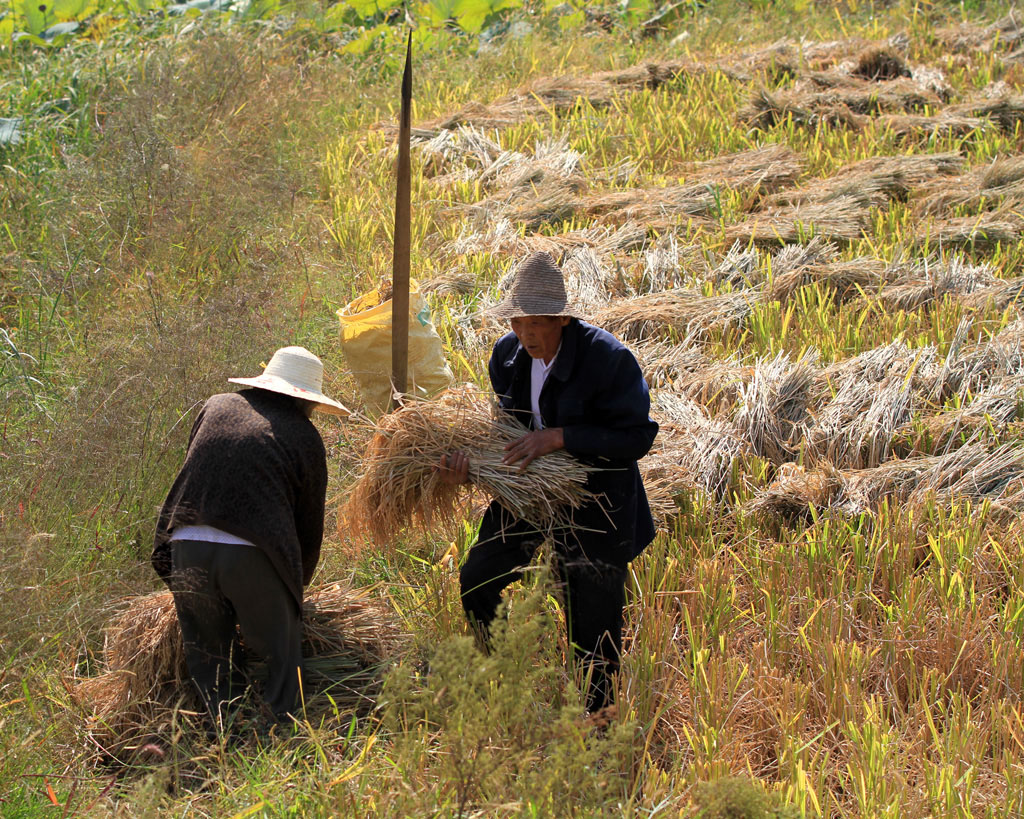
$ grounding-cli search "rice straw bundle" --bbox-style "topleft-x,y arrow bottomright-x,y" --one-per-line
74,584 -> 405,759
342,387 -> 598,543
639,233 -> 689,293
873,256 -> 998,311
594,287 -> 759,341
706,241 -> 760,288
634,340 -> 748,410
735,350 -> 818,464
561,247 -> 616,314
642,399 -> 749,506
744,461 -> 843,524
763,153 -> 964,210
913,155 -> 1024,217
938,11 -> 1024,53
912,211 -> 1024,248
415,126 -> 501,178
908,442 -> 1024,509
420,270 -> 478,297
680,144 -> 804,194
767,257 -> 891,303
851,46 -> 911,81
806,377 -> 915,469
725,196 -> 872,245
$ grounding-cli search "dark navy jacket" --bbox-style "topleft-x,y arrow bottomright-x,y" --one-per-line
489,319 -> 659,563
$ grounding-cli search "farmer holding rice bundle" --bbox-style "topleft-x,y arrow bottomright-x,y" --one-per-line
152,346 -> 349,728
440,251 -> 658,714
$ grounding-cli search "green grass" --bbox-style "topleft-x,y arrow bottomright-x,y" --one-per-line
7,0 -> 1024,815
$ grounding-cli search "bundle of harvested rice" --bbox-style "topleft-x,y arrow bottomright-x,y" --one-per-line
874,110 -> 989,139
767,257 -> 891,303
594,287 -> 759,341
725,196 -> 872,245
639,233 -> 690,293
743,461 -> 843,524
706,241 -> 760,288
637,342 -> 749,411
680,145 -> 804,194
420,270 -> 478,297
415,126 -> 501,178
938,11 -> 1024,54
962,276 -> 1024,311
872,256 -> 998,311
584,183 -> 720,225
342,387 -> 598,542
913,155 -> 1024,216
642,399 -> 749,506
763,153 -> 964,210
74,584 -> 406,758
950,96 -> 1024,133
805,377 -> 915,469
851,46 -> 911,81
561,247 -> 616,314
735,350 -> 818,464
908,442 -> 1024,509
913,211 -> 1024,248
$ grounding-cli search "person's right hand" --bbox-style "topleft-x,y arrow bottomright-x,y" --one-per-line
437,451 -> 470,485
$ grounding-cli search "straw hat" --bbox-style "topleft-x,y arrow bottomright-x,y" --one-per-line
489,251 -> 585,320
229,346 -> 350,416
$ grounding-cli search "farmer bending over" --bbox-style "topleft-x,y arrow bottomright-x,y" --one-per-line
439,251 -> 658,714
152,346 -> 348,727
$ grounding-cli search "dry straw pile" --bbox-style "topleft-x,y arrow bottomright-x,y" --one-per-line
73,584 -> 406,759
342,386 -> 598,543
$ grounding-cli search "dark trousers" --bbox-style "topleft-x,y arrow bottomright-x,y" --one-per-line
169,539 -> 303,723
459,509 -> 627,712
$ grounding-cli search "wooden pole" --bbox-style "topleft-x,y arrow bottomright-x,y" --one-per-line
391,32 -> 413,410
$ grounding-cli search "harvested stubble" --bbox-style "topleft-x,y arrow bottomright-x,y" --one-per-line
913,211 -> 1024,248
913,155 -> 1024,217
73,584 -> 406,759
342,388 -> 598,543
735,350 -> 818,465
594,287 -> 759,341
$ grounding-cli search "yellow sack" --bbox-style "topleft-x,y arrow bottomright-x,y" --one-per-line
337,281 -> 453,417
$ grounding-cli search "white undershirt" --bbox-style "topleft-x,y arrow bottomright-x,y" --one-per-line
169,524 -> 255,546
530,346 -> 560,430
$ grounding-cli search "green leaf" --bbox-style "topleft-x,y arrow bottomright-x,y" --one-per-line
20,0 -> 53,35
345,0 -> 399,18
341,21 -> 386,54
52,0 -> 89,19
620,0 -> 652,23
0,18 -> 14,48
558,9 -> 583,30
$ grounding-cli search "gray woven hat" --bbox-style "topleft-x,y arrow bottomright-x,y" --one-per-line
489,251 -> 585,320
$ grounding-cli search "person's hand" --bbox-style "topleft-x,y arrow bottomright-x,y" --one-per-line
502,428 -> 565,472
437,451 -> 470,485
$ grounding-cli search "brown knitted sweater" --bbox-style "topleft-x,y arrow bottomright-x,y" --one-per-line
152,388 -> 328,606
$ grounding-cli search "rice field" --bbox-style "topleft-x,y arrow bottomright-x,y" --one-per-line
8,2 -> 1024,816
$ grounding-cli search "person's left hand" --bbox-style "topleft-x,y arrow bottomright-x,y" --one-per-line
502,428 -> 565,472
